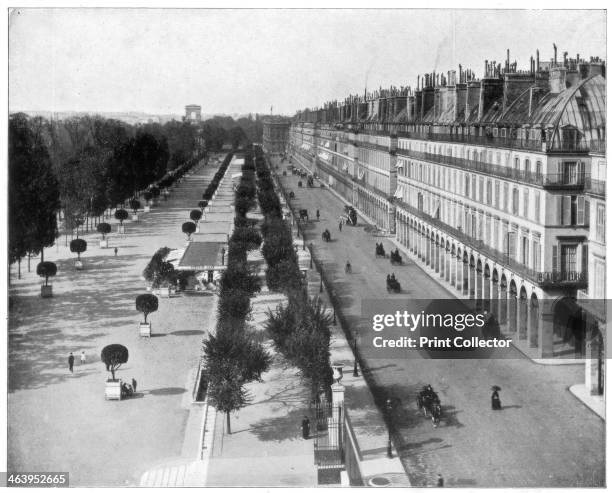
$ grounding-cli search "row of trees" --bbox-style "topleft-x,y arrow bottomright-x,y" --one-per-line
253,147 -> 333,399
203,148 -> 270,434
8,112 -> 205,278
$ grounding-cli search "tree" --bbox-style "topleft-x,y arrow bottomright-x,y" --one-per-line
9,113 -> 61,266
143,247 -> 172,284
100,344 -> 129,381
97,222 -> 111,240
114,209 -> 128,225
190,209 -> 202,227
266,259 -> 303,293
130,199 -> 141,214
70,238 -> 87,261
36,261 -> 57,286
182,221 -> 196,241
135,293 -> 158,323
198,200 -> 208,211
203,330 -> 270,434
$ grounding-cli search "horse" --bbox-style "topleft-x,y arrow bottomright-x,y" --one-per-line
322,230 -> 331,242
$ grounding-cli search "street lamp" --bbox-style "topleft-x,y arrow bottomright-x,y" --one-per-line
319,267 -> 323,293
352,331 -> 360,377
332,301 -> 337,326
386,398 -> 393,458
309,242 -> 314,269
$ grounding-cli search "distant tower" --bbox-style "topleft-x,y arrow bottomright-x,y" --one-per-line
185,104 -> 202,124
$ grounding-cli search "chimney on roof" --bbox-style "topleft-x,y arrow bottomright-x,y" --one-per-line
506,49 -> 510,72
553,44 -> 558,65
549,66 -> 567,93
536,49 -> 540,72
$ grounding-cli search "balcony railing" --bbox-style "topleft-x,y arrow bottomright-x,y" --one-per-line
589,139 -> 606,154
394,198 -> 588,289
396,148 -> 588,189
586,178 -> 606,196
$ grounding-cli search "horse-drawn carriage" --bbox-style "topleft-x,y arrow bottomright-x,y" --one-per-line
299,209 -> 309,221
289,191 -> 295,199
375,242 -> 386,258
322,229 -> 331,242
386,274 -> 401,293
307,176 -> 314,187
390,248 -> 403,265
416,385 -> 442,428
343,206 -> 358,226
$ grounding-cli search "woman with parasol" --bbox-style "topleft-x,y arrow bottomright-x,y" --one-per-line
491,385 -> 502,410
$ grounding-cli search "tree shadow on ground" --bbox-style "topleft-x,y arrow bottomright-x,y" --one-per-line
243,405 -> 309,443
170,330 -> 206,336
147,387 -> 186,396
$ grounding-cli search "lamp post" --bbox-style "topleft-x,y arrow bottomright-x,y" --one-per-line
309,243 -> 313,269
386,398 -> 393,458
332,301 -> 337,326
353,331 -> 360,377
319,267 -> 323,293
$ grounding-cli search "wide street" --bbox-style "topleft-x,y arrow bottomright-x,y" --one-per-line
8,159 -> 221,486
276,158 -> 605,488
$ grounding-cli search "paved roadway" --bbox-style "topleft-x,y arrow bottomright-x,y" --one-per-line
276,159 -> 604,488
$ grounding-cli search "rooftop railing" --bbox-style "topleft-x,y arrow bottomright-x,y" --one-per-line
396,148 -> 588,189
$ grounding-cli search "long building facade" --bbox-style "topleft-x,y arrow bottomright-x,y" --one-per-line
288,48 -> 606,396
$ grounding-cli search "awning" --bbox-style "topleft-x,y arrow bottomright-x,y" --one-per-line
396,160 -> 405,169
178,241 -> 227,271
231,172 -> 242,180
342,162 -> 349,172
328,175 -> 334,186
394,185 -> 404,199
358,169 -> 365,180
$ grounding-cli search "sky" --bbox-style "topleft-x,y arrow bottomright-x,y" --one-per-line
8,8 -> 607,116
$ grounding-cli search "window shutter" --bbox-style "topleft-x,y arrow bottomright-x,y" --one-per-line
585,199 -> 590,227
508,231 -> 517,259
582,244 -> 588,277
563,195 -> 572,225
578,161 -> 584,182
577,196 -> 585,225
552,245 -> 558,272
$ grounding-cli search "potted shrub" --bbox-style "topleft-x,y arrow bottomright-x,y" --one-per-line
70,238 -> 87,270
182,221 -> 196,243
136,293 -> 158,337
36,261 -> 57,298
198,200 -> 208,212
190,209 -> 203,233
143,191 -> 153,212
97,222 -> 111,248
101,344 -> 129,400
115,209 -> 128,234
130,198 -> 141,221
153,261 -> 176,298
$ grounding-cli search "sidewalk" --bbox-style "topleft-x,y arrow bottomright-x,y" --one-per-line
198,158 -> 318,487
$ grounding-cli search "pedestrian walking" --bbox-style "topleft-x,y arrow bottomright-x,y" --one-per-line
316,209 -> 320,221
80,351 -> 86,365
68,353 -> 75,373
338,221 -> 343,232
437,474 -> 444,487
132,378 -> 137,393
301,416 -> 310,439
114,247 -> 118,257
